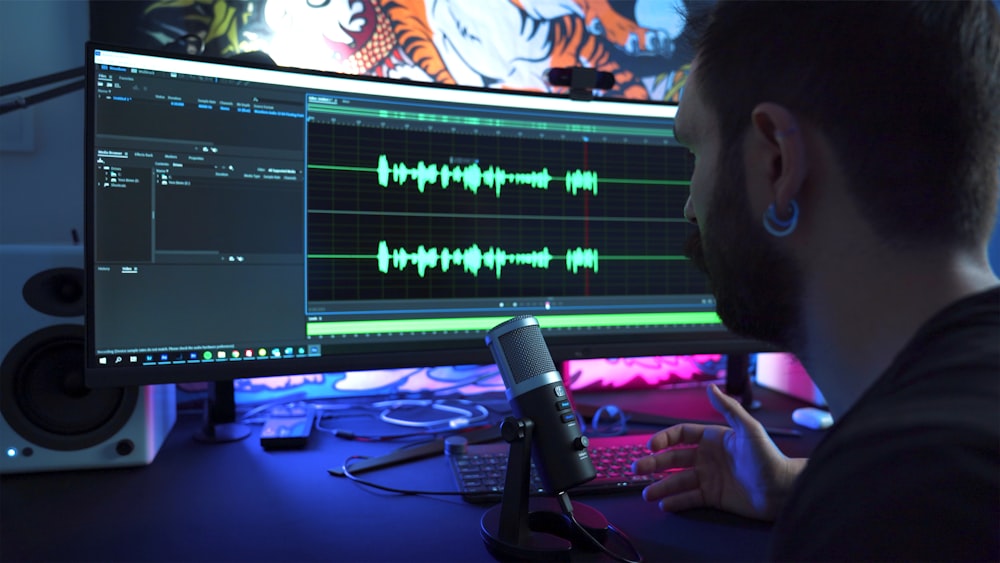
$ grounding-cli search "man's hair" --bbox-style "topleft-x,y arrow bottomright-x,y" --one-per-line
692,1 -> 1000,249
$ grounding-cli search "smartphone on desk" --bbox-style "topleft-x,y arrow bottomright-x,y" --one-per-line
260,404 -> 315,450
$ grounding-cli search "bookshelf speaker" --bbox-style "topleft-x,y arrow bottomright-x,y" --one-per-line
0,244 -> 175,474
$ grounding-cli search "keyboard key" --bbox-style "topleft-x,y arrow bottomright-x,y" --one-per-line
450,433 -> 672,503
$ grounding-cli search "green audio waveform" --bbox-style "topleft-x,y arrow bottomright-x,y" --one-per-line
376,155 -> 597,198
566,247 -> 599,274
376,240 -> 599,279
566,170 -> 598,196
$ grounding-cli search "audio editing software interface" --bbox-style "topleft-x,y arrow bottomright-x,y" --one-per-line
88,48 -> 722,378
300,91 -> 707,331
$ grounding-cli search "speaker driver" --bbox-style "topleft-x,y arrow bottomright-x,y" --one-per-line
0,324 -> 138,452
22,266 -> 84,317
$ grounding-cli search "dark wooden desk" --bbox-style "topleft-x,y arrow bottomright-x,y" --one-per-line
1,385 -> 823,562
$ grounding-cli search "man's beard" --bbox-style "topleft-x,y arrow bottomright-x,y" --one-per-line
684,149 -> 803,350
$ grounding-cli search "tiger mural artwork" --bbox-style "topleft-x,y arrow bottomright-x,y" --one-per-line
137,0 -> 689,101
379,0 -> 674,98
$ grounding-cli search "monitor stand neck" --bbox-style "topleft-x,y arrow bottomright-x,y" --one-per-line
725,353 -> 761,411
193,380 -> 251,443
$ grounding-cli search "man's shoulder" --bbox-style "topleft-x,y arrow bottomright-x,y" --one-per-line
807,327 -> 999,495
769,300 -> 1000,562
894,285 -> 1000,375
844,285 -> 1000,441
771,413 -> 999,561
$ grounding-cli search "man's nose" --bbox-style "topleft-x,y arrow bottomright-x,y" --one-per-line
684,195 -> 697,224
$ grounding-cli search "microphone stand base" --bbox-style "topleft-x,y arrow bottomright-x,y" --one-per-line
481,497 -> 609,561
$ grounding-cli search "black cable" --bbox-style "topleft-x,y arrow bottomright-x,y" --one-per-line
322,424 -> 446,442
343,456 -> 643,561
556,491 -> 644,563
339,455 -> 469,496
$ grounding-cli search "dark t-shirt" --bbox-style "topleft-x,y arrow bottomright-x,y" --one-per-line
769,286 -> 1000,562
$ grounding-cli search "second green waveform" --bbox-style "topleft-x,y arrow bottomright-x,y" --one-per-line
376,240 -> 599,279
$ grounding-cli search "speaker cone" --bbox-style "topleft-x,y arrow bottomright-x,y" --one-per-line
0,325 -> 138,451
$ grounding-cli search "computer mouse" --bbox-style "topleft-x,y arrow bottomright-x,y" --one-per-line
792,407 -> 834,430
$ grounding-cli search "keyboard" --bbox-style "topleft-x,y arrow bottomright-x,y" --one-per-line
449,433 -> 673,504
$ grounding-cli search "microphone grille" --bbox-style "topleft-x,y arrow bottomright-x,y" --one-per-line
497,323 -> 558,385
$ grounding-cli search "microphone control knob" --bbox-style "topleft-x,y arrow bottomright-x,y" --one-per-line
573,435 -> 589,451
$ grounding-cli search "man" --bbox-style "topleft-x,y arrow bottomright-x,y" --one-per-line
632,2 -> 1000,560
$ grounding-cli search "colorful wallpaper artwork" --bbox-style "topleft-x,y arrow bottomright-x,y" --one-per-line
91,0 -> 708,103
565,353 -> 724,392
172,355 -> 725,407
233,364 -> 505,405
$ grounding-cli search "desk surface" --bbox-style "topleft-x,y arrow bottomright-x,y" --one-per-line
1,385 -> 822,562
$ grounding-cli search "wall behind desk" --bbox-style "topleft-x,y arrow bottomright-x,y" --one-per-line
0,1 -> 88,246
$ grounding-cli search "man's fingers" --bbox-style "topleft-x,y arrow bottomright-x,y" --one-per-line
707,383 -> 770,441
632,444 -> 698,475
642,469 -> 706,513
658,489 -> 707,513
648,422 -> 714,451
707,383 -> 751,429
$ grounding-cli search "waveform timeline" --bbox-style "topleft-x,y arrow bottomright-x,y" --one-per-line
304,109 -> 706,305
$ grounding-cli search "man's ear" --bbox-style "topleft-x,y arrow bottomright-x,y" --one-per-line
748,102 -> 807,218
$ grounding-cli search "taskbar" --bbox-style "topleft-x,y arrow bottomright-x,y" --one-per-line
95,344 -> 322,370
306,311 -> 723,337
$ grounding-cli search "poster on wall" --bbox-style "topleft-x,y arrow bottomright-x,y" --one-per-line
89,0 -> 710,103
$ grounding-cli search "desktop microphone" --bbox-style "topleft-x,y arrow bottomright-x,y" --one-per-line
485,315 -> 596,494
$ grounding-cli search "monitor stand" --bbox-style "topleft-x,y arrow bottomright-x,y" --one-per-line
193,380 -> 251,443
725,353 -> 761,411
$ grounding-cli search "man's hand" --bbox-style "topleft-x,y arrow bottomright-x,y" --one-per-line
632,384 -> 806,521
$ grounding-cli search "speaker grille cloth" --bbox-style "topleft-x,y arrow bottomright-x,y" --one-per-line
498,325 -> 556,384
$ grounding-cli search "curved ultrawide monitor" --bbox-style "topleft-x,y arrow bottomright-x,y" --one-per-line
84,43 -> 763,388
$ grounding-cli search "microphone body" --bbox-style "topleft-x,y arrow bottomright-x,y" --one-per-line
486,315 -> 595,493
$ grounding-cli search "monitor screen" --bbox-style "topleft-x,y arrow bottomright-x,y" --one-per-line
84,43 -> 763,388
